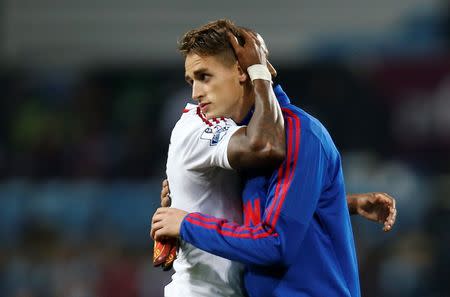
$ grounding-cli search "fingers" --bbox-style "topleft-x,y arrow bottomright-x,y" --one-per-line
153,227 -> 174,242
161,179 -> 171,207
245,29 -> 258,39
227,29 -> 259,51
371,192 -> 388,204
371,193 -> 393,212
160,182 -> 167,196
373,193 -> 397,232
154,229 -> 163,241
152,207 -> 167,224
267,60 -> 277,78
384,202 -> 397,232
241,29 -> 259,44
151,221 -> 161,239
227,32 -> 241,52
161,194 -> 171,207
152,223 -> 170,241
151,208 -> 167,239
227,28 -> 268,72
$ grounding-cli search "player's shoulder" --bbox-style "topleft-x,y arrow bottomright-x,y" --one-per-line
282,104 -> 319,132
181,103 -> 199,117
175,103 -> 203,128
169,103 -> 197,138
283,104 -> 337,154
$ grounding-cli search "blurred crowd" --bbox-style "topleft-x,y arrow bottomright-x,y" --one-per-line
0,68 -> 178,180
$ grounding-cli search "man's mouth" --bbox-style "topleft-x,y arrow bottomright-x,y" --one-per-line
199,102 -> 210,113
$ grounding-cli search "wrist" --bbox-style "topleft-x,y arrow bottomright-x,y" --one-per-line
247,64 -> 272,82
347,194 -> 359,215
179,212 -> 191,240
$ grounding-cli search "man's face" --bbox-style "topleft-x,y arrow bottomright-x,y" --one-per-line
184,53 -> 244,119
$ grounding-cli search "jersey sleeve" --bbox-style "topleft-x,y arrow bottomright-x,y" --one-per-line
179,112 -> 330,266
182,116 -> 243,170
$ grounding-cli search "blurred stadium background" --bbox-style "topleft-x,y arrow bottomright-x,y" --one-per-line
0,0 -> 449,296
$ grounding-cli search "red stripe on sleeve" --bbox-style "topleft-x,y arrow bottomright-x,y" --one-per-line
265,112 -> 295,226
270,117 -> 295,225
270,110 -> 301,227
265,160 -> 285,229
186,214 -> 275,239
186,216 -> 276,239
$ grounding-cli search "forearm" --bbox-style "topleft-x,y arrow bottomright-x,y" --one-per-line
227,82 -> 286,169
246,80 -> 285,159
180,212 -> 284,266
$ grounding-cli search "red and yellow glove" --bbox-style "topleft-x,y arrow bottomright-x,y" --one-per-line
153,179 -> 178,270
153,239 -> 178,271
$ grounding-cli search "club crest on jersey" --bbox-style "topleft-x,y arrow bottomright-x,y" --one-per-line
200,124 -> 230,146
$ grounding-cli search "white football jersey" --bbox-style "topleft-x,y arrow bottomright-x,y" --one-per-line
164,103 -> 245,297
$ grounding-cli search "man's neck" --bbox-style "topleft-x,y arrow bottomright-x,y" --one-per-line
231,85 -> 255,123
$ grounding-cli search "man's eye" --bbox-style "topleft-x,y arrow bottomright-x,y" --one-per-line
200,74 -> 210,81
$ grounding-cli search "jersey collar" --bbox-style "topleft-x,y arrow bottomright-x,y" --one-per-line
238,84 -> 290,125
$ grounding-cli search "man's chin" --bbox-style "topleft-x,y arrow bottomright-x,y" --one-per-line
205,112 -> 218,119
204,110 -> 229,120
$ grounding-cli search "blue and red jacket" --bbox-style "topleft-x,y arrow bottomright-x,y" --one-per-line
180,85 -> 360,297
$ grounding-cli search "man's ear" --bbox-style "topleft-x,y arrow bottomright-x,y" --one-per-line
236,63 -> 248,83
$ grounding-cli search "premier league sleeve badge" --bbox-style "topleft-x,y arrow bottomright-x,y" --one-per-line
200,124 -> 230,146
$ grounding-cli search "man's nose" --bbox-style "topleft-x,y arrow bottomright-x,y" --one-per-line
191,81 -> 204,101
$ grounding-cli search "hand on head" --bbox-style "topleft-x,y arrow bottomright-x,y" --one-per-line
227,29 -> 277,79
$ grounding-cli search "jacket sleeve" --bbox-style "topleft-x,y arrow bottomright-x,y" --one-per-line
180,117 -> 328,267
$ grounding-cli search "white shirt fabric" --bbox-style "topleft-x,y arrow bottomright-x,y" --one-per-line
164,103 -> 245,297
